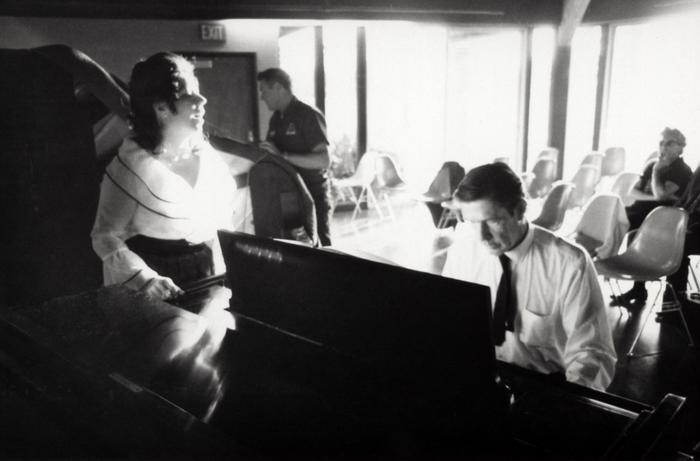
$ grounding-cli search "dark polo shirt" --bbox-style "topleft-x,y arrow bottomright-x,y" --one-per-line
266,97 -> 330,187
637,156 -> 692,198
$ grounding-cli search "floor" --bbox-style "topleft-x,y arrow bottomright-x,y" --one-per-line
330,193 -> 700,455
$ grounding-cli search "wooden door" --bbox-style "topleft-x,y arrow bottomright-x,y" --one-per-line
179,52 -> 259,143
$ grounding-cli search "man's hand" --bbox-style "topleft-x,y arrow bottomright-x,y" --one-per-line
258,141 -> 281,155
142,275 -> 184,300
654,154 -> 672,170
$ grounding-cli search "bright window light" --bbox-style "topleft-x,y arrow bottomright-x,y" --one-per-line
445,28 -> 523,173
323,22 -> 358,176
527,26 -> 555,170
366,22 -> 448,188
279,26 -> 316,108
605,12 -> 700,174
563,25 -> 601,180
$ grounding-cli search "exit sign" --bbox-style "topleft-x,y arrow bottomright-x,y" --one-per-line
199,23 -> 226,42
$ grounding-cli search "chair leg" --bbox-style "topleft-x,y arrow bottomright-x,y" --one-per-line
655,281 -> 695,348
365,187 -> 384,220
626,281 -> 663,357
437,208 -> 449,229
379,192 -> 395,221
607,279 -> 625,316
350,187 -> 364,222
689,260 -> 699,292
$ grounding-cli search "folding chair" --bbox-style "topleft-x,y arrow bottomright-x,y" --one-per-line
332,151 -> 381,222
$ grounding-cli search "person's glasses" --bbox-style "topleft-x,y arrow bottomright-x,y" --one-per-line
659,140 -> 680,147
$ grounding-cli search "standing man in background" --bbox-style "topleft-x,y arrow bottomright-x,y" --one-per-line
257,68 -> 332,246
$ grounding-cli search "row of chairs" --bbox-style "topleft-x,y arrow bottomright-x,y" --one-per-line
524,146 -> 627,203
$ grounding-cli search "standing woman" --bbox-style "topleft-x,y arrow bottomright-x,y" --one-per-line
92,52 -> 253,300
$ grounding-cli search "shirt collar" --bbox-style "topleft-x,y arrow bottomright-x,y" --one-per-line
504,223 -> 533,264
280,96 -> 298,117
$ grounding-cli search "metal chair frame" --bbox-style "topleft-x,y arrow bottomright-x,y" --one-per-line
595,206 -> 693,357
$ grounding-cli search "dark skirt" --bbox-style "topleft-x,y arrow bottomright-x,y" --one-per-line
126,235 -> 214,288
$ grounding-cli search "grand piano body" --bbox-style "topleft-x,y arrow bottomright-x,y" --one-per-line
0,232 -> 688,459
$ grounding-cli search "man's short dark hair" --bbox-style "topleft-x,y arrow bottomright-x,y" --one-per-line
453,162 -> 525,213
257,67 -> 292,92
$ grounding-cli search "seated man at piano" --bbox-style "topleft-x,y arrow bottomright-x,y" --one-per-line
91,52 -> 254,301
442,162 -> 617,391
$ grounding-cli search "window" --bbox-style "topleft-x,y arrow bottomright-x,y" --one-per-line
527,26 -> 556,170
445,28 -> 523,172
323,22 -> 358,176
605,13 -> 700,174
279,26 -> 316,108
366,22 -> 448,187
563,26 -> 602,180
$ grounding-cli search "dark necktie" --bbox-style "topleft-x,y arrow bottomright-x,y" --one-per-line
493,254 -> 517,346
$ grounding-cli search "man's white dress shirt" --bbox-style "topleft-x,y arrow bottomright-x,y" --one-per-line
443,223 -> 617,391
91,137 -> 252,290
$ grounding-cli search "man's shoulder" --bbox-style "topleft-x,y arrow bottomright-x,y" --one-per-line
290,98 -> 325,118
532,226 -> 588,264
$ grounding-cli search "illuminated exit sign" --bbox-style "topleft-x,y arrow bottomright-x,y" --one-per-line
199,23 -> 226,42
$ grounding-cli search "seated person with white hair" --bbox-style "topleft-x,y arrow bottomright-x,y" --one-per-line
442,162 -> 617,391
613,127 -> 692,308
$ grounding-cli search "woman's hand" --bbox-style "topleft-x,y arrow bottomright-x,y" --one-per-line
142,276 -> 184,300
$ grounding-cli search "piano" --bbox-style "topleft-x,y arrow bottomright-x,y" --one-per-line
0,232 -> 689,459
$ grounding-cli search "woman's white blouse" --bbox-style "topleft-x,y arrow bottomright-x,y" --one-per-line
91,137 -> 252,289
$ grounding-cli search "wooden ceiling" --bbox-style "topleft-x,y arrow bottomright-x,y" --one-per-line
1,0 -> 698,24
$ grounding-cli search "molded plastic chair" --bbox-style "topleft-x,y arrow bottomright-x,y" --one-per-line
537,147 -> 559,161
570,194 -> 629,259
374,153 -> 409,220
419,161 -> 465,228
594,206 -> 692,356
333,151 -> 381,221
532,181 -> 574,231
249,154 -> 318,245
610,172 -> 639,207
602,147 -> 626,177
492,156 -> 510,165
581,152 -> 604,185
568,165 -> 600,209
525,158 -> 557,199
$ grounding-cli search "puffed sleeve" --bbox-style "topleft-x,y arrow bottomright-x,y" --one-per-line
91,166 -> 158,290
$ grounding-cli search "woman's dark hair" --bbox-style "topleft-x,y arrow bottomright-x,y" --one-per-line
453,162 -> 525,214
129,52 -> 195,151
